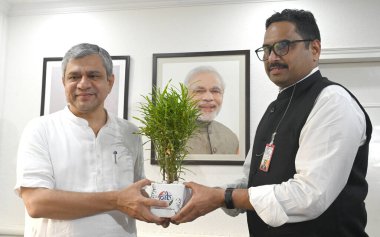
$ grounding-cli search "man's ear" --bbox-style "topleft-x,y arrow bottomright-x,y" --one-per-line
107,74 -> 115,93
311,39 -> 321,62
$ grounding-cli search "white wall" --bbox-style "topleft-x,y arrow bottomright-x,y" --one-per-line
0,0 -> 379,236
0,3 -> 21,236
0,3 -> 7,119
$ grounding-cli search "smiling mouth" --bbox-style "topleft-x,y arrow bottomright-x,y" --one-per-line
76,93 -> 95,99
201,108 -> 215,112
199,105 -> 217,112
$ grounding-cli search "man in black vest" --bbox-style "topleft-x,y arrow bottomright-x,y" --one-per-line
171,9 -> 372,237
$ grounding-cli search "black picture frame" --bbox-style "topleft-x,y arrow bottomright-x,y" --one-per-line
40,56 -> 130,119
151,50 -> 250,165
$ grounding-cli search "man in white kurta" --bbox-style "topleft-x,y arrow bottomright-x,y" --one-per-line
16,107 -> 143,236
15,43 -> 167,237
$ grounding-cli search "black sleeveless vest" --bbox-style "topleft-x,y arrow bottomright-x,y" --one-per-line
247,71 -> 372,237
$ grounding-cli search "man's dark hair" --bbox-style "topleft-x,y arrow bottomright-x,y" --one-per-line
266,9 -> 321,42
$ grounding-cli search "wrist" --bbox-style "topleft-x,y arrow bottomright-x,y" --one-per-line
224,188 -> 235,209
111,190 -> 122,211
213,187 -> 226,208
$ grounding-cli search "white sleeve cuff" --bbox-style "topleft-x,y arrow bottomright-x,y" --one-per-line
248,185 -> 289,227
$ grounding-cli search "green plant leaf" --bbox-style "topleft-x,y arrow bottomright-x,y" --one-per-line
133,80 -> 200,183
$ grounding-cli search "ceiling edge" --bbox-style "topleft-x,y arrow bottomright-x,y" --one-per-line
7,0 -> 290,17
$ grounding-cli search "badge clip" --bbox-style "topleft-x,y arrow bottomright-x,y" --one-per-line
259,133 -> 276,172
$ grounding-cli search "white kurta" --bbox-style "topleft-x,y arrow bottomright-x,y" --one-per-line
15,106 -> 144,237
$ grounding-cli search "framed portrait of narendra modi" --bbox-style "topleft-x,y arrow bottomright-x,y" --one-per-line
152,50 -> 250,165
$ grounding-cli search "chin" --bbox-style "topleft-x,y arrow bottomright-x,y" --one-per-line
199,113 -> 217,122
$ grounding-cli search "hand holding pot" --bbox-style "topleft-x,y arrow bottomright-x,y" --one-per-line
170,181 -> 225,224
116,179 -> 169,226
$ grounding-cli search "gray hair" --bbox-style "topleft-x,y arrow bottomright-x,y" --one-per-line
61,43 -> 113,77
184,65 -> 225,90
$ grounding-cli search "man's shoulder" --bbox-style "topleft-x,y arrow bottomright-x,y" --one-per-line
20,110 -> 67,142
26,109 -> 65,127
210,121 -> 237,138
211,120 -> 232,130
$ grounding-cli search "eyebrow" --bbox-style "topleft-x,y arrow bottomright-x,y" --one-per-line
262,39 -> 289,46
211,86 -> 223,91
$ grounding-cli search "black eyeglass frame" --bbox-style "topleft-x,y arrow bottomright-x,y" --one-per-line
255,39 -> 314,61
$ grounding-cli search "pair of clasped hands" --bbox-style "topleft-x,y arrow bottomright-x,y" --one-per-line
122,179 -> 223,228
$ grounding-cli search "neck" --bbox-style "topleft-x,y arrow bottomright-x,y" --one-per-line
69,105 -> 107,135
89,111 -> 108,136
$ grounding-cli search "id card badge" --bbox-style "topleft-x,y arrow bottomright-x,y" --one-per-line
259,143 -> 275,172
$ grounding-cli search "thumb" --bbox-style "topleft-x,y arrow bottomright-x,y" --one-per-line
184,181 -> 197,190
135,179 -> 152,188
145,198 -> 169,208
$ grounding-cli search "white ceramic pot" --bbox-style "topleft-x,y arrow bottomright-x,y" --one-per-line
149,182 -> 191,217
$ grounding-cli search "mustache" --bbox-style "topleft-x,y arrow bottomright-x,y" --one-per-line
269,62 -> 288,69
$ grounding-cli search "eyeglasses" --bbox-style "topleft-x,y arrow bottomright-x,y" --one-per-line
255,39 -> 313,61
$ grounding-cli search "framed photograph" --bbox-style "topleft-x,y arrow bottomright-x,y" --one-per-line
40,56 -> 130,119
152,50 -> 250,165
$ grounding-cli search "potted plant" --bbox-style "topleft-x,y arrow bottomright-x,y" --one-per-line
134,81 -> 200,217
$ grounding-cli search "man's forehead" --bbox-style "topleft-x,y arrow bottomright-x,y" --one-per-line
189,83 -> 223,91
65,68 -> 102,74
65,57 -> 105,75
264,21 -> 297,43
189,73 -> 222,84
65,64 -> 103,72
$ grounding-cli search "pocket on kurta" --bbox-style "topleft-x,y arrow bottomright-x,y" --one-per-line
113,149 -> 134,187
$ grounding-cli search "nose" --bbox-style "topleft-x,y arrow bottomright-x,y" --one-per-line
202,90 -> 213,101
77,76 -> 91,89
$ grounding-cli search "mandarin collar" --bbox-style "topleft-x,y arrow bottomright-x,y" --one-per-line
63,105 -> 113,127
278,67 -> 320,93
196,120 -> 212,132
277,68 -> 321,100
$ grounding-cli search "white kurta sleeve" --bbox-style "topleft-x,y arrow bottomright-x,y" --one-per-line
15,118 -> 55,195
247,85 -> 366,226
